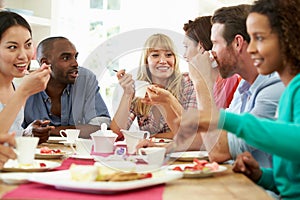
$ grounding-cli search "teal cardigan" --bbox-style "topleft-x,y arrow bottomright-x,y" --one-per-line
219,73 -> 300,199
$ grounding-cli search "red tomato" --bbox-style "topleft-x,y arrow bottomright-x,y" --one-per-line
53,149 -> 61,153
159,139 -> 165,143
40,147 -> 52,154
193,158 -> 208,166
193,164 -> 204,171
183,166 -> 195,171
39,163 -> 46,167
144,173 -> 152,178
173,166 -> 183,171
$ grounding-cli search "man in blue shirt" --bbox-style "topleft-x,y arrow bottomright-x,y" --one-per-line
206,5 -> 285,168
22,37 -> 111,139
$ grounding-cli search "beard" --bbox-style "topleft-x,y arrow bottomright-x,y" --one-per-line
217,47 -> 237,79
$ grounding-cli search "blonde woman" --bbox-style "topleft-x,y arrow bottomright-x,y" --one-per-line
111,33 -> 197,140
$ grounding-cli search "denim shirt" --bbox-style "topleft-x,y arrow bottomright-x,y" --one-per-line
227,73 -> 285,168
22,67 -> 111,128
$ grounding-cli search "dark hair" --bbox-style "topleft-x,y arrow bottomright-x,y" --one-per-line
251,0 -> 300,75
183,16 -> 212,50
212,4 -> 251,45
0,11 -> 32,39
36,36 -> 68,64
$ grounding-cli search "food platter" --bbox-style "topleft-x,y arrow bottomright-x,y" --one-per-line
153,138 -> 173,143
29,169 -> 183,193
35,149 -> 67,159
0,172 -> 31,184
169,151 -> 208,161
69,154 -> 94,160
1,160 -> 61,172
46,136 -> 66,144
168,164 -> 227,178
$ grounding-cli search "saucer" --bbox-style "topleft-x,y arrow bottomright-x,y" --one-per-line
59,141 -> 76,146
2,159 -> 61,172
69,154 -> 94,160
47,136 -> 66,144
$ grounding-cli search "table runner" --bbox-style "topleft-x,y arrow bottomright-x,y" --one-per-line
3,158 -> 164,200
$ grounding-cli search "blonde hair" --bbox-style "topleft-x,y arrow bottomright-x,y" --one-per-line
133,33 -> 183,115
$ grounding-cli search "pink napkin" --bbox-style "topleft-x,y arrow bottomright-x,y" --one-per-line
55,157 -> 95,170
3,182 -> 164,200
2,158 -> 164,200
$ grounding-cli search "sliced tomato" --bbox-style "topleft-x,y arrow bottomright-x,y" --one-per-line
39,163 -> 47,167
172,166 -> 183,171
40,147 -> 61,154
159,139 -> 165,143
143,173 -> 152,178
53,149 -> 61,153
193,158 -> 208,166
205,162 -> 219,171
193,164 -> 204,171
40,147 -> 52,154
183,166 -> 195,171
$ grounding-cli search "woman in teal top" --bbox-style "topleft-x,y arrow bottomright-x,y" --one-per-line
217,0 -> 300,198
176,0 -> 300,199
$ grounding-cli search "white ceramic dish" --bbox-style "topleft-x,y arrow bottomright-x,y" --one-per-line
28,169 -> 183,194
69,154 -> 94,160
153,138 -> 173,143
0,172 -> 31,184
1,160 -> 61,172
168,164 -> 227,178
47,136 -> 66,144
94,161 -> 164,173
35,149 -> 67,159
169,151 -> 208,161
59,141 -> 76,146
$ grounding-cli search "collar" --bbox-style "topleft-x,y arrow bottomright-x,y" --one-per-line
42,84 -> 73,102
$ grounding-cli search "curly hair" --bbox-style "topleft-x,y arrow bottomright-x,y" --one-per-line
183,16 -> 213,50
251,0 -> 300,75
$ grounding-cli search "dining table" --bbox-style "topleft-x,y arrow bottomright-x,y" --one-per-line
0,141 -> 274,200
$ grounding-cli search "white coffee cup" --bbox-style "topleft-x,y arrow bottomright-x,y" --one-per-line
208,50 -> 218,68
59,129 -> 80,143
75,138 -> 93,156
121,129 -> 150,154
15,137 -> 39,165
138,147 -> 166,166
134,80 -> 150,98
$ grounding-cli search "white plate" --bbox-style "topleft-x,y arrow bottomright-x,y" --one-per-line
1,160 -> 61,172
153,138 -> 173,143
168,164 -> 227,178
69,154 -> 94,160
28,169 -> 183,193
47,136 -> 66,144
59,141 -> 75,146
94,161 -> 164,173
169,151 -> 208,161
35,149 -> 67,159
0,172 -> 31,184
